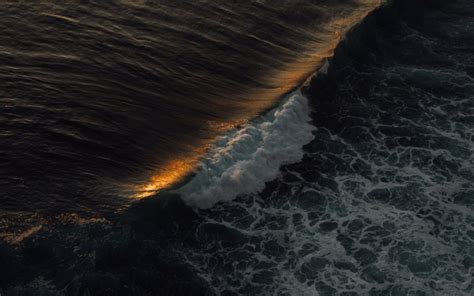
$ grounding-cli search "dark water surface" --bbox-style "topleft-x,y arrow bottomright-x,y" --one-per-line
1,0 -> 473,295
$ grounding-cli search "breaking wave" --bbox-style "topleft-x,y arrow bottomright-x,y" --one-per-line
1,1 -> 473,296
178,90 -> 315,208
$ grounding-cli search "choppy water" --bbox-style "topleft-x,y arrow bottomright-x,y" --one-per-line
1,0 -> 473,295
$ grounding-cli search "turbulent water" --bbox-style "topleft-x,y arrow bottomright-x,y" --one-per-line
1,0 -> 474,295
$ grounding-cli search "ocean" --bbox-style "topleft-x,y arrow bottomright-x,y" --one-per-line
0,0 -> 473,295
0,0 -> 380,211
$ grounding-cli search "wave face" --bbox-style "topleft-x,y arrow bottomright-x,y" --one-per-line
0,0 -> 380,212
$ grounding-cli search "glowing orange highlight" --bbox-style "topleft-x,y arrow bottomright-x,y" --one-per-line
134,157 -> 198,198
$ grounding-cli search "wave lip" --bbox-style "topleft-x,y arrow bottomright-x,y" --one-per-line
177,90 -> 315,209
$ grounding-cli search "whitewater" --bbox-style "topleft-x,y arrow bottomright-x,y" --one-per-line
178,90 -> 316,208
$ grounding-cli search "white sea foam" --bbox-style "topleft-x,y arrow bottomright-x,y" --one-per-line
177,90 -> 316,209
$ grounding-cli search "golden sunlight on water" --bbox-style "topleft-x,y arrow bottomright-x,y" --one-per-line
133,119 -> 246,199
134,158 -> 198,198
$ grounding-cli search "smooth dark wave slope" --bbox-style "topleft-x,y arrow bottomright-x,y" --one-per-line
0,0 -> 380,212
